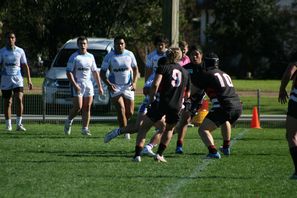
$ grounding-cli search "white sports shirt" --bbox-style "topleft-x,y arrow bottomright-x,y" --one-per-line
66,51 -> 97,83
144,49 -> 167,88
0,46 -> 27,76
101,49 -> 137,85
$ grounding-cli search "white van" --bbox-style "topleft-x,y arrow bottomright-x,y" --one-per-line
42,38 -> 113,111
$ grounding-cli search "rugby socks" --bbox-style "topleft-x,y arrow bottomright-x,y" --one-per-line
67,117 -> 73,125
208,145 -> 218,154
16,117 -> 22,126
289,146 -> 297,174
223,140 -> 231,149
176,140 -> 183,148
146,143 -> 154,150
134,146 -> 143,157
157,143 -> 167,156
6,119 -> 12,128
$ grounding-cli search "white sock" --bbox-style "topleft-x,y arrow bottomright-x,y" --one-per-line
67,118 -> 73,125
16,117 -> 22,126
6,119 -> 12,127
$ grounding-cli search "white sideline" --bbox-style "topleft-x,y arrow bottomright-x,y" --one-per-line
162,129 -> 249,198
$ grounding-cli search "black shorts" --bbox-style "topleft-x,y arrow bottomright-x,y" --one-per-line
287,99 -> 297,119
1,87 -> 24,99
146,100 -> 180,124
206,107 -> 242,127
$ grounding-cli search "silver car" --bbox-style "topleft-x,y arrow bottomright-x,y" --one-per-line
42,38 -> 113,112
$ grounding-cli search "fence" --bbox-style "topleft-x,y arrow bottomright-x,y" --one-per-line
0,88 -> 288,128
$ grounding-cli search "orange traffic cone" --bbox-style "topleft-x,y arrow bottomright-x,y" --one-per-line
251,106 -> 261,129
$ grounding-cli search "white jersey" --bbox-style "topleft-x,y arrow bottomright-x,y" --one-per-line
0,46 -> 27,76
101,49 -> 137,85
145,49 -> 167,88
66,51 -> 97,83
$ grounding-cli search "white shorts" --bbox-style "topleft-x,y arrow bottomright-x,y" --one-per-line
110,84 -> 134,100
72,81 -> 94,97
0,75 -> 24,90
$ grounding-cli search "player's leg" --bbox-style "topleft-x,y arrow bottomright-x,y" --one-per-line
175,110 -> 191,154
112,95 -> 127,127
286,115 -> 297,179
198,118 -> 220,158
14,87 -> 26,131
2,89 -> 13,131
220,121 -> 231,155
122,91 -> 135,139
64,96 -> 82,135
81,96 -> 93,136
133,115 -> 155,162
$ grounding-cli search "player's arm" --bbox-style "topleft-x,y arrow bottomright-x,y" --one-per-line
22,63 -> 33,90
131,65 -> 139,91
93,70 -> 103,95
278,63 -> 297,104
66,71 -> 80,94
149,73 -> 162,103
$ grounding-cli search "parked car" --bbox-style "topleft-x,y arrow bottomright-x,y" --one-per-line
42,38 -> 113,112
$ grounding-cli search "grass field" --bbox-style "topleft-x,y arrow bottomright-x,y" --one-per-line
0,123 -> 296,197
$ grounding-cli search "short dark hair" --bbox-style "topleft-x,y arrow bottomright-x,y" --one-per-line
5,31 -> 15,38
153,34 -> 169,46
77,36 -> 88,45
114,35 -> 126,43
179,41 -> 188,48
188,45 -> 203,55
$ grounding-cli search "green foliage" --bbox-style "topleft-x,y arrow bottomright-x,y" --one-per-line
206,0 -> 297,79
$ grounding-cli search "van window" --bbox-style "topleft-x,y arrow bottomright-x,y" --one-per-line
53,49 -> 107,68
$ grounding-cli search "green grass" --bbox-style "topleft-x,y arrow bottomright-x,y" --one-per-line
31,77 -> 282,92
0,123 -> 295,197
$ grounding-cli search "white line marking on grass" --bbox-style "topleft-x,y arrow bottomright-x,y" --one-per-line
163,129 -> 249,198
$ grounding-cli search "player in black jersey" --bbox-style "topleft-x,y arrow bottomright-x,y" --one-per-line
133,48 -> 191,162
174,45 -> 205,154
279,63 -> 297,179
196,52 -> 242,159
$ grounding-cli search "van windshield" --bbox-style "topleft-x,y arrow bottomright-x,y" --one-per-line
53,49 -> 107,68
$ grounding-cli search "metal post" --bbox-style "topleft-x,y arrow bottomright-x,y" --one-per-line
257,89 -> 260,121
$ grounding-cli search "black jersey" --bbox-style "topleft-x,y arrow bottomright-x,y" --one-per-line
156,63 -> 190,110
183,62 -> 205,103
197,68 -> 241,111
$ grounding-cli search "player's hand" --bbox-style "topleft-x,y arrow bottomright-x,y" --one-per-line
131,82 -> 136,91
28,82 -> 33,90
278,88 -> 288,104
108,84 -> 116,93
98,87 -> 104,95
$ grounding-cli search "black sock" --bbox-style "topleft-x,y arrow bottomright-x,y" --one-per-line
208,145 -> 217,154
223,140 -> 230,148
176,140 -> 183,147
157,143 -> 167,156
289,146 -> 297,174
134,146 -> 143,158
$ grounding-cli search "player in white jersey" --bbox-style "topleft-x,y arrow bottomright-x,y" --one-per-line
64,36 -> 103,136
0,32 -> 33,131
100,35 -> 138,139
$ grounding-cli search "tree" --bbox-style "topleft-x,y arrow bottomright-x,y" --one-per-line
205,0 -> 297,79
